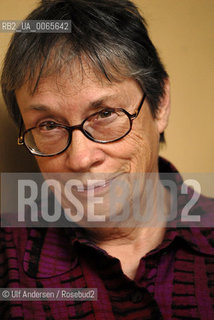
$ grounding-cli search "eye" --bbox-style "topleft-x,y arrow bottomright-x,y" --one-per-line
38,121 -> 58,131
84,108 -> 119,130
98,109 -> 115,118
94,109 -> 118,123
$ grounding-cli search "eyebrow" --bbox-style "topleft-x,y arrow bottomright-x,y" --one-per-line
23,93 -> 120,113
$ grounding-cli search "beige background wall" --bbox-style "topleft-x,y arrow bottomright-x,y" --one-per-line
0,1 -> 214,178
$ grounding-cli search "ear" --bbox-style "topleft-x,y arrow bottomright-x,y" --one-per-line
156,78 -> 171,133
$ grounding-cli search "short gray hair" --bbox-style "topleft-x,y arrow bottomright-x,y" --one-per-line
1,0 -> 168,141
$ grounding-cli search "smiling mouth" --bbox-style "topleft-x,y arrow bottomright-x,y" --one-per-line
73,173 -> 124,195
83,180 -> 110,191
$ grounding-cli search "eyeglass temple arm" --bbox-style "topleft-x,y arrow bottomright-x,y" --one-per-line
130,93 -> 146,119
17,118 -> 24,145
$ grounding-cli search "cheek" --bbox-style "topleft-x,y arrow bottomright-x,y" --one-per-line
36,157 -> 64,172
123,122 -> 159,172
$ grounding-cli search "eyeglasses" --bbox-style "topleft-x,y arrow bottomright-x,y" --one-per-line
18,93 -> 146,157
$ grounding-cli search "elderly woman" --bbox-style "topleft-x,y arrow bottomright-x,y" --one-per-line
1,0 -> 214,319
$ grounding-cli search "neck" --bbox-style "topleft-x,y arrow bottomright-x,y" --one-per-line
87,225 -> 165,249
84,180 -> 170,246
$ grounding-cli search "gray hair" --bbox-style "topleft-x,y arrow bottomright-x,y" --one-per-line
1,0 -> 168,141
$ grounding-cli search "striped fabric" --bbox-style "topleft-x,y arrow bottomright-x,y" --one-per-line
1,158 -> 214,319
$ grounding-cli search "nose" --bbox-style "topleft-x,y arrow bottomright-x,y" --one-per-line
64,129 -> 105,172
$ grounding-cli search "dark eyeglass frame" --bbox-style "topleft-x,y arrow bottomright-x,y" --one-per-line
18,93 -> 146,157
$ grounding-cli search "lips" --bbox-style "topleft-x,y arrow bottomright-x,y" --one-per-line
82,179 -> 109,191
72,172 -> 124,196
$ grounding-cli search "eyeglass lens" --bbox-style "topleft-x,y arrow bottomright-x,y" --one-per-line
24,109 -> 131,156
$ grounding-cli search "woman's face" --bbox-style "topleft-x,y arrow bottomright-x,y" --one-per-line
16,66 -> 169,176
16,65 -> 170,225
